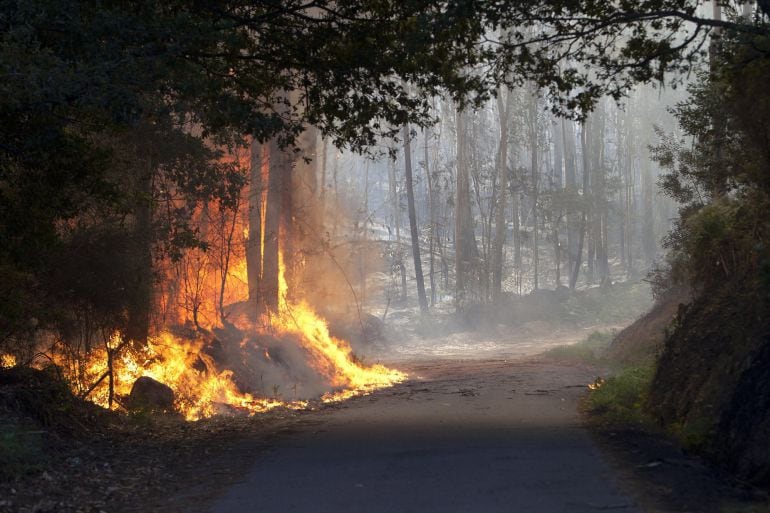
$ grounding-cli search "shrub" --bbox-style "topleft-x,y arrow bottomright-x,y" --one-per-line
585,365 -> 655,426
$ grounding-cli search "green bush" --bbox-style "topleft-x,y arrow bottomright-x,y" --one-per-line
585,365 -> 655,426
668,416 -> 714,452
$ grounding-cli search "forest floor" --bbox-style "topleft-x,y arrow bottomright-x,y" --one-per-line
2,323 -> 767,513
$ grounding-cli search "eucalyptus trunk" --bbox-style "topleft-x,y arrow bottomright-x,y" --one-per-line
403,125 -> 428,313
492,88 -> 512,301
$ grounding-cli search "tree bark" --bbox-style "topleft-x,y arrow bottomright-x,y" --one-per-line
247,139 -> 265,314
562,119 -> 579,278
641,138 -> 656,263
262,138 -> 283,313
551,117 -> 564,287
424,127 -> 437,306
492,88 -> 512,301
529,89 -> 540,291
403,124 -> 428,313
126,157 -> 153,344
454,108 -> 479,310
570,122 -> 590,290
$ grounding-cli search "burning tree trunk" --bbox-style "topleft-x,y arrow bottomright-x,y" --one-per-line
247,124 -> 321,319
260,139 -> 283,315
247,139 -> 266,311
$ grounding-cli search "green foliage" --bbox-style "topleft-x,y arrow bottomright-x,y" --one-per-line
586,365 -> 656,426
681,199 -> 757,286
668,415 -> 714,452
652,29 -> 770,296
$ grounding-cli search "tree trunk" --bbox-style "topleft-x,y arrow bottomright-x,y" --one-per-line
529,89 -> 540,291
625,115 -> 635,276
586,115 -> 597,284
247,139 -> 265,314
454,108 -> 479,310
424,128 -> 437,306
512,190 -> 521,271
387,151 -> 407,301
641,140 -> 656,263
319,137 -> 327,208
332,147 -> 340,239
262,138 -> 283,313
492,88 -> 512,301
570,122 -> 590,290
403,124 -> 428,313
593,106 -> 609,282
360,160 -> 370,307
562,119 -> 579,280
126,158 -> 153,344
218,199 -> 239,323
552,117 -> 564,287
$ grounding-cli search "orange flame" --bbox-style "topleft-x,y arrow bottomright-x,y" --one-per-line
0,353 -> 16,369
75,331 -> 307,421
274,253 -> 405,400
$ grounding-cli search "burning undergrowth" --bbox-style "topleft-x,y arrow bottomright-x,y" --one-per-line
59,301 -> 405,421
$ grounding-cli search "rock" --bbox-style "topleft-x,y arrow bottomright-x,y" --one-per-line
127,376 -> 175,413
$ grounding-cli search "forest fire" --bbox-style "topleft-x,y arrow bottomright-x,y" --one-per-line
48,140 -> 406,420
76,332 -> 307,421
64,244 -> 405,420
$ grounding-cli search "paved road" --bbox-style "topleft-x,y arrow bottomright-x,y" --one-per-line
209,360 -> 639,513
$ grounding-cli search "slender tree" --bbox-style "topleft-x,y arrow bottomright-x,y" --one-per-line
455,108 -> 480,309
403,125 -> 429,313
492,88 -> 513,300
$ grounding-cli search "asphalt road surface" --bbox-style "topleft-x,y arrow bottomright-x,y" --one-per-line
208,359 -> 640,513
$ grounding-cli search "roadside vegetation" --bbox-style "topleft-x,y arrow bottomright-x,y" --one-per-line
547,28 -> 770,485
544,329 -> 657,427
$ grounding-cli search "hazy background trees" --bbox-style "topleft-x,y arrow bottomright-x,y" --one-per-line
1,0 -> 765,376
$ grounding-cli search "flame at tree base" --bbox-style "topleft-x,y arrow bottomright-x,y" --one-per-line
67,295 -> 405,421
